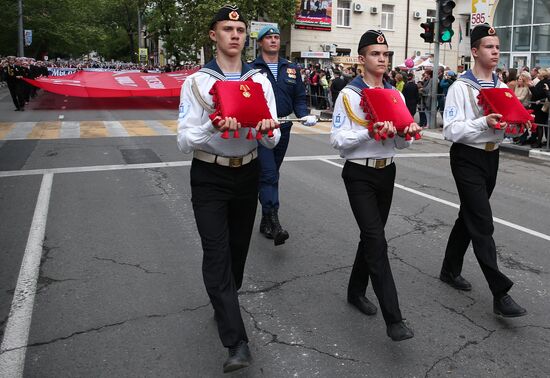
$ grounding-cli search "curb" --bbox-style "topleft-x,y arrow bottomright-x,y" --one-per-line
529,149 -> 550,161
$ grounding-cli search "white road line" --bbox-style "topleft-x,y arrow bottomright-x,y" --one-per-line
104,121 -> 129,137
319,159 -> 550,242
4,122 -> 36,140
0,173 -> 53,378
60,121 -> 80,139
0,154 -> 449,178
0,160 -> 193,177
143,120 -> 174,136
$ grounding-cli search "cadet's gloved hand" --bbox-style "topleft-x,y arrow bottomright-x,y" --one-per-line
300,115 -> 318,127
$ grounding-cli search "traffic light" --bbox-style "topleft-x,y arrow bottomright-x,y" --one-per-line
438,0 -> 456,43
420,22 -> 434,43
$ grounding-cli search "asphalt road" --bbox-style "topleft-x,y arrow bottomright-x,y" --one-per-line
1,88 -> 550,377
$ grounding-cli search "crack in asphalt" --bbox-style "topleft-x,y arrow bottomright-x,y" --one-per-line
92,256 -> 166,275
400,204 -> 451,235
436,301 -> 494,333
145,168 -> 172,197
40,238 -> 58,268
0,314 -> 8,340
0,303 -> 211,354
240,306 -> 361,363
37,276 -> 79,293
424,330 -> 495,378
387,245 -> 436,280
240,265 -> 351,295
496,247 -> 544,275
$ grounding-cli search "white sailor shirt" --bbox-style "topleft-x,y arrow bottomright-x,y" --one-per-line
443,71 -> 507,144
177,61 -> 280,157
330,77 -> 413,160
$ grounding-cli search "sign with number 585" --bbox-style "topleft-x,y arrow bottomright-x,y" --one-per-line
471,0 -> 489,27
471,12 -> 486,26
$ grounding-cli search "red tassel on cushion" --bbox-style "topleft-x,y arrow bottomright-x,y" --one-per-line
233,129 -> 240,138
256,131 -> 263,140
246,128 -> 254,140
221,130 -> 230,139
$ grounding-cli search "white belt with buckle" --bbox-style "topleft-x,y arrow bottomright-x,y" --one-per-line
464,142 -> 499,151
348,157 -> 394,169
193,149 -> 257,168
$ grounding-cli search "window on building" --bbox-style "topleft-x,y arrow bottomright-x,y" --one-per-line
465,18 -> 470,37
514,0 -> 533,25
534,0 -> 550,24
336,0 -> 352,27
427,9 -> 436,23
381,4 -> 394,30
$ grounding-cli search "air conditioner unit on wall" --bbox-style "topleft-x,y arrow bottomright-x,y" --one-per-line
413,11 -> 422,19
354,3 -> 365,12
370,7 -> 378,14
321,44 -> 332,52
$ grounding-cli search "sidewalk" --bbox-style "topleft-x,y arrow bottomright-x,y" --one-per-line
421,127 -> 550,162
311,108 -> 550,162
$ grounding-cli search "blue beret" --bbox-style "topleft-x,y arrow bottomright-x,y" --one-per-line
257,25 -> 280,41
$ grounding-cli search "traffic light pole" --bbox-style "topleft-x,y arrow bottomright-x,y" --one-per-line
17,0 -> 24,57
429,2 -> 441,129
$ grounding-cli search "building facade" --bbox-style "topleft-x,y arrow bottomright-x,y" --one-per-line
280,0 -> 550,71
283,0 -> 468,70
489,0 -> 550,70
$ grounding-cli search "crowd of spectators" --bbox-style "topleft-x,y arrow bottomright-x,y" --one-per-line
298,61 -> 550,149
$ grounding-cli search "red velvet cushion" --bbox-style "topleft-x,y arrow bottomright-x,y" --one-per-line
477,88 -> 533,124
361,88 -> 414,131
209,81 -> 273,127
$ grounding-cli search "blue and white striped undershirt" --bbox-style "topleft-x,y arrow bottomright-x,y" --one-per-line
267,63 -> 278,80
224,72 -> 241,81
478,79 -> 495,88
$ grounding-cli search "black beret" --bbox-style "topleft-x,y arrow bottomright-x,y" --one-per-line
358,30 -> 388,53
210,5 -> 247,30
471,23 -> 498,47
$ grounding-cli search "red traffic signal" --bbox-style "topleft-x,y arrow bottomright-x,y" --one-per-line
420,22 -> 434,43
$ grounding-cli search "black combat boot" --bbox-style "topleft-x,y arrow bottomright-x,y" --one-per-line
269,208 -> 289,246
259,213 -> 273,238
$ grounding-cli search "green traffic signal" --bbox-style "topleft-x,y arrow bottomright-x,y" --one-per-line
438,0 -> 456,43
440,29 -> 454,42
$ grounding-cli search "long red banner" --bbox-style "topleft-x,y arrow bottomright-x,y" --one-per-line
24,69 -> 198,98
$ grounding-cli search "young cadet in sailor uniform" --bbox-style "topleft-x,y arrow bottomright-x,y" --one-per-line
330,30 -> 421,341
252,25 -> 316,246
177,5 -> 280,373
440,24 -> 527,318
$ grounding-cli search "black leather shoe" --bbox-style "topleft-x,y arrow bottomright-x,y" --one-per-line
386,321 -> 414,341
348,295 -> 377,315
223,340 -> 251,373
493,295 -> 527,318
440,269 -> 472,291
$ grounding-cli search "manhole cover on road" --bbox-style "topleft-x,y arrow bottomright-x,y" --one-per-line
120,148 -> 162,164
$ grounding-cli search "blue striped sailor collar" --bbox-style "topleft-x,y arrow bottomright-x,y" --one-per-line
457,69 -> 501,90
199,59 -> 260,81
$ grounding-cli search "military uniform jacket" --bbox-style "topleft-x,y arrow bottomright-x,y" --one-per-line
443,70 -> 506,144
2,64 -> 22,84
177,59 -> 280,157
330,76 -> 412,159
251,56 -> 308,119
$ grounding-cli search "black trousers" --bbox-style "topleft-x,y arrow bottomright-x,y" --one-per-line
443,144 -> 513,296
190,158 -> 259,347
7,81 -> 24,110
342,161 -> 403,325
